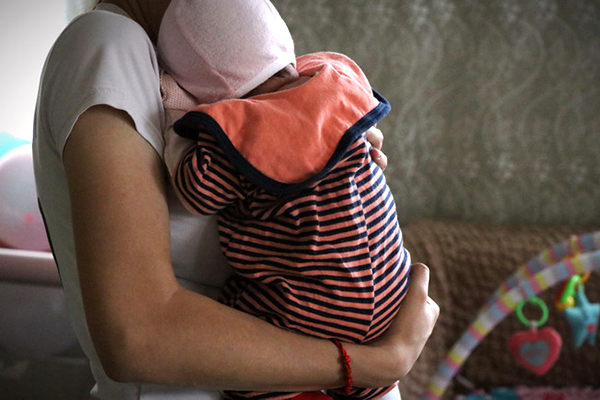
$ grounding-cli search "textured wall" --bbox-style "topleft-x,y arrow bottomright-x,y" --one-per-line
273,0 -> 600,226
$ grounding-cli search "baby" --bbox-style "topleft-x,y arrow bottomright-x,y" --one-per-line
157,1 -> 410,399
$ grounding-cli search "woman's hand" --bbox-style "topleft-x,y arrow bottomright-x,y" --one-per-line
347,263 -> 440,388
383,263 -> 439,372
365,126 -> 388,171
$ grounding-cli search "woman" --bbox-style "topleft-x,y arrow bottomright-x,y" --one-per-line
33,1 -> 439,399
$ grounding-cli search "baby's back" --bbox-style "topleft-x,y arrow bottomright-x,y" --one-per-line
219,135 -> 410,343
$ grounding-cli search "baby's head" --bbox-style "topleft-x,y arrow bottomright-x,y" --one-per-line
157,0 -> 296,104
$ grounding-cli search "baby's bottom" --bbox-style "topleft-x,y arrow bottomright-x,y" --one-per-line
332,381 -> 399,400
223,381 -> 399,400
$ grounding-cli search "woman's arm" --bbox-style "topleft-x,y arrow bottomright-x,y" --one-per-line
64,105 -> 437,391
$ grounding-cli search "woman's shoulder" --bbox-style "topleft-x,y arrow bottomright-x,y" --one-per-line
51,7 -> 154,65
37,7 -> 164,156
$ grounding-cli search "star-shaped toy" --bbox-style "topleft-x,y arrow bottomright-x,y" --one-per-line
564,288 -> 600,347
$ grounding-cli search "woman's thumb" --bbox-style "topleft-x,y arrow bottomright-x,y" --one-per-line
408,263 -> 430,293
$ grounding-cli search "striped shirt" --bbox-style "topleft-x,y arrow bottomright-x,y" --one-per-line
169,52 -> 411,344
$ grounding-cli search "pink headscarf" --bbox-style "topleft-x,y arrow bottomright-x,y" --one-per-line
157,0 -> 296,105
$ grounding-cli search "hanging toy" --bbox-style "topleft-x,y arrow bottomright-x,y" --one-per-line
508,296 -> 562,376
559,274 -> 600,347
555,274 -> 582,311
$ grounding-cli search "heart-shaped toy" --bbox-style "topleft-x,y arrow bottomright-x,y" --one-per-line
508,326 -> 562,375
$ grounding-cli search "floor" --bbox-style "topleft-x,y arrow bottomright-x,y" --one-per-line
0,346 -> 95,400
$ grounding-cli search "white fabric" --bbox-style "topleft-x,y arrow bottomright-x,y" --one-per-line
157,0 -> 296,104
33,4 -> 230,399
381,386 -> 402,400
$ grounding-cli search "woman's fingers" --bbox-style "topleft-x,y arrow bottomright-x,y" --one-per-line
370,148 -> 388,171
365,126 -> 388,170
365,126 -> 384,150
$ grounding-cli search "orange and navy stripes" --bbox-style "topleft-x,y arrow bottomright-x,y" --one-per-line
174,129 -> 410,343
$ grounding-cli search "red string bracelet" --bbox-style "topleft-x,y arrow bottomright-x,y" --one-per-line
331,339 -> 353,395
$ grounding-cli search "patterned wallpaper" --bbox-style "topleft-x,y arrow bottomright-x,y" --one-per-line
272,0 -> 600,226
